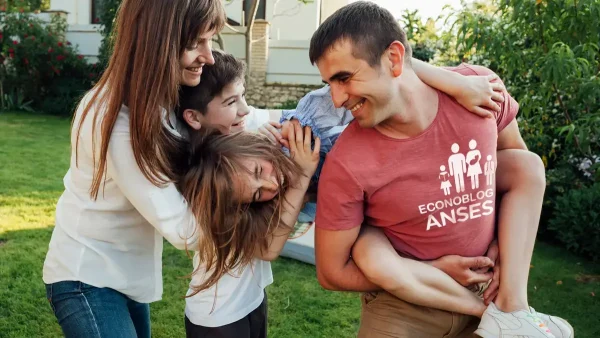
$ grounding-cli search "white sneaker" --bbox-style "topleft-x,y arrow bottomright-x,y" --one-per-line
475,303 -> 556,338
530,308 -> 574,338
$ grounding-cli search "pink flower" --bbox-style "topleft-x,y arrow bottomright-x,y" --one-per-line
48,48 -> 54,53
13,40 -> 18,45
58,42 -> 63,47
77,55 -> 84,59
56,55 -> 66,61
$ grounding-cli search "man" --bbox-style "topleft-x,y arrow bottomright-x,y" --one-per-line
312,2 -> 573,337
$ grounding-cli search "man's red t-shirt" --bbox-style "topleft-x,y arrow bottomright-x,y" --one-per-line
315,64 -> 519,260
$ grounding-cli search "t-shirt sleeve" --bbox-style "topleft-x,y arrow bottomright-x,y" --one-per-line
447,63 -> 519,132
315,154 -> 364,231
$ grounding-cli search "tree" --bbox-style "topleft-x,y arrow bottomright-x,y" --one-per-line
399,10 -> 439,62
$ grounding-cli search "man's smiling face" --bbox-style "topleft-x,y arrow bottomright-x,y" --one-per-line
316,39 -> 397,128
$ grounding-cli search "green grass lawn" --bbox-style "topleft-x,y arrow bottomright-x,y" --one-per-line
0,112 -> 598,337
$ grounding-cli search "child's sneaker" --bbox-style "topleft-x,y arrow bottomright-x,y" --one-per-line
475,302 -> 555,338
530,307 -> 574,338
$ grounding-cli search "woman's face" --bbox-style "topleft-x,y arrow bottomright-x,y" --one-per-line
180,30 -> 216,87
235,158 -> 279,203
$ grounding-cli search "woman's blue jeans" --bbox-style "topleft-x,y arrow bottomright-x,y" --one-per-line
45,281 -> 151,338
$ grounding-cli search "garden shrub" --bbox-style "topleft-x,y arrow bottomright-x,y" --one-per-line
444,0 -> 600,258
547,183 -> 600,261
0,11 -> 98,115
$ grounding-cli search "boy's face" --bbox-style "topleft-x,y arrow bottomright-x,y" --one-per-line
189,78 -> 250,134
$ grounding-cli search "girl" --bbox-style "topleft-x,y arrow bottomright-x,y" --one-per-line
42,1 -> 225,337
177,125 -> 319,338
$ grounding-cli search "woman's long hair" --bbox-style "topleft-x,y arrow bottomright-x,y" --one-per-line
176,129 -> 303,296
75,0 -> 225,199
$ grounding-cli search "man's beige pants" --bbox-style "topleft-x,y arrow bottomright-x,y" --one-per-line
357,291 -> 480,338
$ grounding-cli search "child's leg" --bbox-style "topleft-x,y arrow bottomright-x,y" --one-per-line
352,226 -> 487,317
491,149 -> 546,312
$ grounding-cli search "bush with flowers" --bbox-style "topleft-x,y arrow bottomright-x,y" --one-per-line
1,8 -> 98,115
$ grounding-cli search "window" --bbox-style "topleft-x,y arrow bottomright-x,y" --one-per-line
91,0 -> 104,24
243,0 -> 266,25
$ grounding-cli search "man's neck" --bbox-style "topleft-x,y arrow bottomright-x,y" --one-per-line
375,71 -> 439,139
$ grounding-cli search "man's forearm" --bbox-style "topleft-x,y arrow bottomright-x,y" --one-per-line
317,257 -> 380,292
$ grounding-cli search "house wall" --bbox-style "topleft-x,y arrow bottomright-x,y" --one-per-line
320,0 -> 349,23
265,0 -> 320,40
266,39 -> 321,85
224,0 -> 244,24
223,0 -> 323,40
49,0 -> 327,106
49,0 -> 101,62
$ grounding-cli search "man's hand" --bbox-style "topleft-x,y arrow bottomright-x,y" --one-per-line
481,240 -> 500,305
431,255 -> 494,287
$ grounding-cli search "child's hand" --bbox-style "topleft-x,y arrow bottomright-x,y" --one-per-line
433,254 -> 494,287
258,121 -> 285,145
286,120 -> 320,177
455,74 -> 506,118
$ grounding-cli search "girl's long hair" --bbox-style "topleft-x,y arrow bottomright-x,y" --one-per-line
176,129 -> 303,296
75,0 -> 225,199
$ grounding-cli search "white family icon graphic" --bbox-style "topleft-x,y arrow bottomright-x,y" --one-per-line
484,155 -> 496,186
438,165 -> 452,196
441,139 -> 494,194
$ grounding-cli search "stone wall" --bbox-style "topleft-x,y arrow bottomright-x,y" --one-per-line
249,83 -> 322,108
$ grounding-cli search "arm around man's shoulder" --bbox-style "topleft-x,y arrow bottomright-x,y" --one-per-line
106,111 -> 200,250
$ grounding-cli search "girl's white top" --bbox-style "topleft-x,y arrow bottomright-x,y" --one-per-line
43,90 -> 199,303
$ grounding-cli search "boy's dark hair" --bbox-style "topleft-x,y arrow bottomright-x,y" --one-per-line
176,50 -> 245,121
309,1 -> 412,67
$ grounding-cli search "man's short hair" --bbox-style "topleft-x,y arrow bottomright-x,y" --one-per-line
177,50 -> 245,120
309,1 -> 412,66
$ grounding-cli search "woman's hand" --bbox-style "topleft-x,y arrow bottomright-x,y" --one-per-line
455,74 -> 506,118
286,119 -> 320,177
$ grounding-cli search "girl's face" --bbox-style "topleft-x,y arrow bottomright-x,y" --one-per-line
204,79 -> 250,134
235,158 -> 279,203
180,30 -> 216,87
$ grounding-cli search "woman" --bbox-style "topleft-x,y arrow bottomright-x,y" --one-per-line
42,0 -> 225,337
